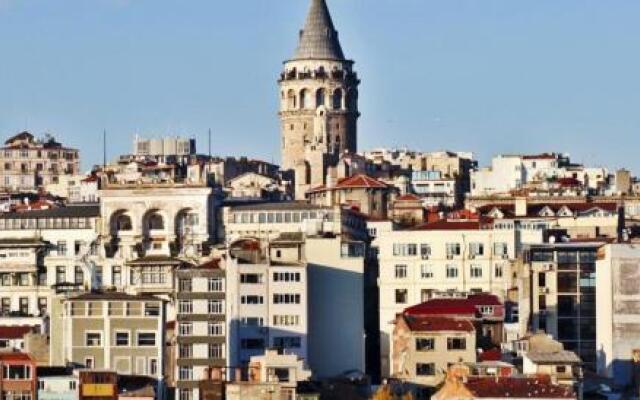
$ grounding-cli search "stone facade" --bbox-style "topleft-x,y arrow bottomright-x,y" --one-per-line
279,0 -> 360,199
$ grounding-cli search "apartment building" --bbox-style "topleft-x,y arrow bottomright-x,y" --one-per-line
226,236 -> 308,368
222,202 -> 370,378
0,352 -> 38,400
392,314 -> 476,392
595,242 -> 640,386
0,205 -> 100,324
521,242 -> 601,371
175,259 -> 226,400
52,292 -> 165,394
131,136 -> 196,165
99,166 -> 214,314
0,132 -> 80,191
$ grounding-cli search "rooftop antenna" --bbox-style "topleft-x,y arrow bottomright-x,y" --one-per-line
103,129 -> 107,169
208,128 -> 212,158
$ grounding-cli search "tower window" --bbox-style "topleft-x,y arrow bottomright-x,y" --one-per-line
316,88 -> 326,107
333,88 -> 343,110
290,124 -> 294,131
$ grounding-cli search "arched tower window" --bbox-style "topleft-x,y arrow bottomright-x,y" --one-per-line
300,89 -> 310,109
332,89 -> 343,110
316,88 -> 326,108
287,89 -> 297,109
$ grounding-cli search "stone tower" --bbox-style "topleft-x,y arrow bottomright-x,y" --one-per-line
279,0 -> 360,199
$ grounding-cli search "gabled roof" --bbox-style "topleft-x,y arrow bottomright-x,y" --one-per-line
526,350 -> 582,365
404,315 -> 474,333
396,194 -> 421,202
307,174 -> 389,193
4,131 -> 34,145
412,220 -> 483,231
292,0 -> 345,61
404,294 -> 502,317
0,352 -> 34,362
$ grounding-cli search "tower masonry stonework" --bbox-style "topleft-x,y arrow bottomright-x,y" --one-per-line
279,0 -> 360,199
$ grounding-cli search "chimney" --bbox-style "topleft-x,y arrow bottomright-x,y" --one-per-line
515,197 -> 527,217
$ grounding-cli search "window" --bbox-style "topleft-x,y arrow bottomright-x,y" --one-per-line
420,264 -> 433,279
74,241 -> 83,255
86,332 -> 101,347
241,295 -> 264,305
2,365 -> 31,380
416,338 -> 435,352
38,297 -> 47,316
469,242 -> 484,257
241,317 -> 264,326
57,241 -> 67,255
208,300 -> 223,314
447,337 -> 466,350
137,332 -> 156,346
179,366 -> 193,380
420,244 -> 431,259
539,272 -> 547,287
446,265 -> 458,279
178,300 -> 193,314
17,273 -> 29,286
209,343 -> 224,359
395,289 -> 408,304
179,323 -> 193,336
149,359 -> 158,376
392,243 -> 417,257
179,388 -> 193,400
56,266 -> 66,284
179,278 -> 192,292
115,332 -> 129,346
85,358 -> 94,369
241,338 -> 265,350
395,264 -> 407,279
273,336 -> 302,349
494,242 -> 508,257
112,266 -> 122,286
74,266 -> 84,285
495,264 -> 503,278
446,243 -> 461,258
273,315 -> 300,326
273,294 -> 301,304
208,322 -> 224,336
19,297 -> 28,315
273,272 -> 301,282
416,363 -> 435,376
208,277 -> 223,292
556,365 -> 567,374
240,274 -> 263,284
94,266 -> 103,287
179,344 -> 193,358
145,302 -> 160,316
470,265 -> 483,279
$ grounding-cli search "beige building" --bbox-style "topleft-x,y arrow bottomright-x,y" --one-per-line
52,292 -> 165,383
0,131 -> 80,191
392,314 -> 476,389
225,349 -> 311,400
306,174 -> 394,219
279,0 -> 360,198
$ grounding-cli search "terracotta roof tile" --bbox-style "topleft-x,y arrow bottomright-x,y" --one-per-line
465,376 -> 575,398
405,316 -> 475,333
0,326 -> 32,339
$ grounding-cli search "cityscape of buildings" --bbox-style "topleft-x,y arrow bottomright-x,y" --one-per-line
1,1 -> 639,400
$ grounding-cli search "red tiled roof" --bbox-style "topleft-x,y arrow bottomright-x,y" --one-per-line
396,194 -> 421,202
555,178 -> 581,187
412,220 -> 483,231
404,294 -> 502,317
405,316 -> 474,333
0,326 -> 31,339
0,352 -> 34,362
308,174 -> 388,193
197,258 -> 221,269
478,348 -> 502,362
465,376 -> 575,398
404,299 -> 477,317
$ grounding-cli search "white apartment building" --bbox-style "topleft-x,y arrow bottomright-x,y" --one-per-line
411,170 -> 457,208
99,170 -> 214,318
175,261 -> 226,400
375,218 -> 545,377
471,155 -> 527,196
132,135 -> 196,165
595,242 -> 640,387
0,205 -> 100,327
222,202 -> 369,378
226,237 -> 308,368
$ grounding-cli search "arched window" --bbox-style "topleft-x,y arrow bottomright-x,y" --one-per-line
299,89 -> 310,109
316,88 -> 326,108
116,214 -> 132,231
346,89 -> 358,110
287,90 -> 296,109
148,213 -> 164,230
332,89 -> 343,110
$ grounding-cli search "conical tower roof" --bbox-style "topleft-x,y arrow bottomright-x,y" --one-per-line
292,0 -> 345,61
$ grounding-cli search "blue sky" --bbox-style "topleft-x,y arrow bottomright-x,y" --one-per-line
1,0 -> 639,172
